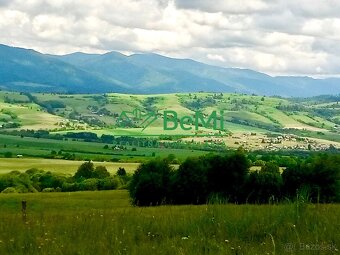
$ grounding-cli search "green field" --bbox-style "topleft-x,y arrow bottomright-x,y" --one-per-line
0,190 -> 338,254
0,134 -> 209,162
1,91 -> 339,142
0,90 -> 338,254
0,158 -> 140,174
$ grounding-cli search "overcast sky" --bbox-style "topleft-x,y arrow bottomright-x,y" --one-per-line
0,0 -> 339,76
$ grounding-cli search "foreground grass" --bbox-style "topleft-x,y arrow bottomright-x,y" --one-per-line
0,191 -> 339,255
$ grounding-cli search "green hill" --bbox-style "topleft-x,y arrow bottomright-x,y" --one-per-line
0,91 -> 339,143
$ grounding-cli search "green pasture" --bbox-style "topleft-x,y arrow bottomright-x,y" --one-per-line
0,134 -> 210,162
0,158 -> 140,175
0,91 -> 338,144
0,190 -> 338,254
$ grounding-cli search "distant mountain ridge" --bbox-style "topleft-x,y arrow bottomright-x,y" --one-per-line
0,44 -> 339,96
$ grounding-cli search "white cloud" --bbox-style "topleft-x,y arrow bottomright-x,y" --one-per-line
0,0 -> 339,76
174,0 -> 268,14
207,54 -> 225,62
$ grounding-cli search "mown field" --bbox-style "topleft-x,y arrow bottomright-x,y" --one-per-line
0,158 -> 140,174
0,190 -> 338,255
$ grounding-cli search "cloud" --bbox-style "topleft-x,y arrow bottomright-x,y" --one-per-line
174,0 -> 268,14
207,54 -> 225,62
0,0 -> 339,76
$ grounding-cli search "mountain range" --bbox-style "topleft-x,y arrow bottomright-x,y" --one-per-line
0,44 -> 339,97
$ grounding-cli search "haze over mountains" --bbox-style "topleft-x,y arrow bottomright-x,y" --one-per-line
0,44 -> 339,97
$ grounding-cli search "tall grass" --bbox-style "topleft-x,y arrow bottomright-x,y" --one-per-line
0,190 -> 338,254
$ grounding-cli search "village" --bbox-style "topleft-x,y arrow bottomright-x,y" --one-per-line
188,132 -> 339,152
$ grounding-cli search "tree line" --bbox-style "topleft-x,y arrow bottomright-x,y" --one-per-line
0,162 -> 130,193
129,150 -> 340,206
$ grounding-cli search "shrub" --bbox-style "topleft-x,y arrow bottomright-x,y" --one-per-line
282,154 -> 340,202
170,157 -> 208,204
4,151 -> 13,158
116,167 -> 126,176
1,187 -> 17,193
129,158 -> 173,206
166,154 -> 176,163
206,151 -> 249,202
78,178 -> 99,191
93,166 -> 110,179
246,170 -> 283,203
42,188 -> 55,192
61,182 -> 78,192
74,161 -> 94,180
98,177 -> 119,190
0,175 -> 12,192
39,172 -> 65,190
0,171 -> 36,193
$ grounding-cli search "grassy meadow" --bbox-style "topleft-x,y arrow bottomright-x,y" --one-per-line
1,91 -> 339,142
0,91 -> 339,254
0,153 -> 338,254
0,190 -> 338,255
0,134 -> 209,162
0,158 -> 140,175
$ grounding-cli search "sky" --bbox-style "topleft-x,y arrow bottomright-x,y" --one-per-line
0,0 -> 339,77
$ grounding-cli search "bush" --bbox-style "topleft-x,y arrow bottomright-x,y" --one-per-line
116,167 -> 126,176
129,158 -> 173,206
39,172 -> 65,190
42,188 -> 55,192
166,154 -> 176,163
170,157 -> 208,204
62,182 -> 78,192
92,166 -> 110,179
98,177 -> 119,190
78,178 -> 99,191
206,151 -> 249,202
262,161 -> 280,174
0,175 -> 12,192
282,154 -> 340,202
0,167 -> 121,193
74,161 -> 94,180
4,152 -> 13,158
246,170 -> 283,203
127,152 -> 340,206
0,171 -> 36,193
1,187 -> 17,193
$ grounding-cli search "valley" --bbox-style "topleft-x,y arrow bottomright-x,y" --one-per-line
0,91 -> 338,159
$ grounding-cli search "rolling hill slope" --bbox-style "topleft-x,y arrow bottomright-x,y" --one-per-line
0,91 -> 338,141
